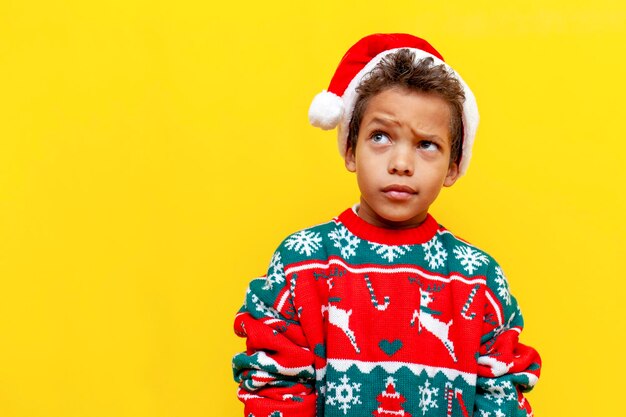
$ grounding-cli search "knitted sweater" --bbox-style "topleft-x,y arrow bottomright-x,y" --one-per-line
232,207 -> 541,417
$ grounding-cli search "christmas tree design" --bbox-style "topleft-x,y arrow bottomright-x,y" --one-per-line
372,377 -> 412,417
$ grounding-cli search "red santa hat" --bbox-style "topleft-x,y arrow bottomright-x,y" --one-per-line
308,33 -> 479,176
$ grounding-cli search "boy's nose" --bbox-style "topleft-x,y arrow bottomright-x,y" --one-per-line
388,146 -> 414,176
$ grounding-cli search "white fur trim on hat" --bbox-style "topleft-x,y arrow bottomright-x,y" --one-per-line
308,90 -> 344,130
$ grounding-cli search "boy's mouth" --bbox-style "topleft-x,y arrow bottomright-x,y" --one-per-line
382,184 -> 416,200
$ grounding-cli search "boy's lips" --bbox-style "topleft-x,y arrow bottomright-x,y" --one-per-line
382,184 -> 417,200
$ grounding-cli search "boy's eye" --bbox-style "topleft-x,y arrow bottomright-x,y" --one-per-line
419,141 -> 439,151
371,132 -> 390,144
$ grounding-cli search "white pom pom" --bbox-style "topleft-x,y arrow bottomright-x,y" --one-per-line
308,90 -> 343,130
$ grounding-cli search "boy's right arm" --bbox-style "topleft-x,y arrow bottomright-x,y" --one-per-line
232,249 -> 317,417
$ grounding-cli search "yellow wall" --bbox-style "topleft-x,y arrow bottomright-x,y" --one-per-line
1,1 -> 624,416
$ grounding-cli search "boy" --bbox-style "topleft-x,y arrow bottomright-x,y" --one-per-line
232,33 -> 541,417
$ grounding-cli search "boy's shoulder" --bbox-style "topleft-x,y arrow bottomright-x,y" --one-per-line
435,226 -> 499,267
435,227 -> 515,310
271,215 -> 338,265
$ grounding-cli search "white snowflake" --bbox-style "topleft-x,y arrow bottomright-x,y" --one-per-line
284,230 -> 322,256
422,236 -> 448,269
250,294 -> 280,319
418,380 -> 439,415
494,410 -> 505,417
328,225 -> 361,259
453,245 -> 489,274
369,242 -> 411,262
326,374 -> 361,415
478,411 -> 491,417
263,251 -> 285,290
493,266 -> 512,305
483,379 -> 516,406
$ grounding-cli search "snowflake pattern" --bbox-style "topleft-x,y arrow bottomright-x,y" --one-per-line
483,379 -> 516,406
250,294 -> 280,319
478,411 -> 505,417
418,380 -> 439,415
326,374 -> 362,415
493,266 -> 512,306
369,242 -> 411,262
328,225 -> 361,259
422,236 -> 448,269
284,230 -> 322,257
263,251 -> 285,290
453,245 -> 489,274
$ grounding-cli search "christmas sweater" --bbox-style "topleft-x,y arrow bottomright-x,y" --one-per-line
232,207 -> 541,417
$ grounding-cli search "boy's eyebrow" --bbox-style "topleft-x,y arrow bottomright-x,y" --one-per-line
366,116 -> 444,142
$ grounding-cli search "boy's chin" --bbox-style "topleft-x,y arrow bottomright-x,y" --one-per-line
380,212 -> 427,226
363,204 -> 429,228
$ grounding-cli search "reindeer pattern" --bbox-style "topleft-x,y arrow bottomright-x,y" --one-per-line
408,277 -> 458,362
320,270 -> 362,354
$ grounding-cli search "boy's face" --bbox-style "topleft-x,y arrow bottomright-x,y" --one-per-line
345,87 -> 459,229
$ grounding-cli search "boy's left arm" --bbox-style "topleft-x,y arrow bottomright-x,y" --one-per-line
474,261 -> 542,417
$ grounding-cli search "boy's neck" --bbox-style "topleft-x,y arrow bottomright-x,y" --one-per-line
339,205 -> 438,246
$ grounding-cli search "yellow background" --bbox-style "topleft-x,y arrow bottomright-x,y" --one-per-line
1,1 -> 624,416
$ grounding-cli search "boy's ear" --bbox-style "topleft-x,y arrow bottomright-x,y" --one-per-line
444,162 -> 460,187
344,146 -> 356,172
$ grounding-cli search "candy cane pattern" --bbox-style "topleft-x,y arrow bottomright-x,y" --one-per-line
461,284 -> 481,320
445,383 -> 454,417
445,382 -> 470,417
363,274 -> 390,311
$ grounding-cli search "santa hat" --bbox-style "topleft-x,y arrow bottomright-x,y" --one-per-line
308,33 -> 479,176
